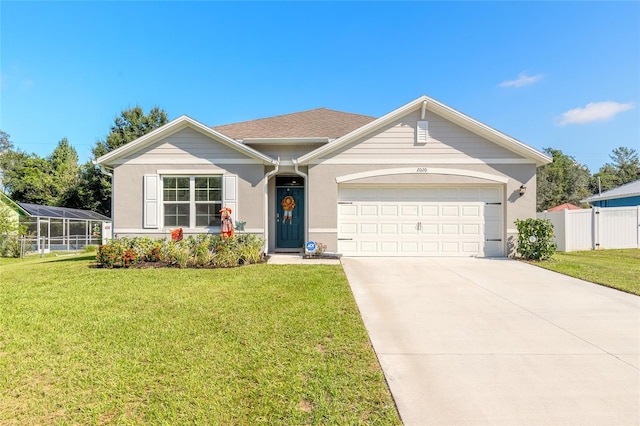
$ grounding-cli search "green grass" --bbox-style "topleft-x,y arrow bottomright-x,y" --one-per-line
0,256 -> 400,425
529,249 -> 640,295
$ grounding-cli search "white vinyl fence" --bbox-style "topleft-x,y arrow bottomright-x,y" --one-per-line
537,206 -> 640,252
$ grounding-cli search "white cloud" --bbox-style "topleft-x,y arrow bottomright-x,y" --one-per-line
557,101 -> 634,126
499,72 -> 543,88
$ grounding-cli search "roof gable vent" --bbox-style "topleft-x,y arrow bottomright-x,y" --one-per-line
416,120 -> 429,143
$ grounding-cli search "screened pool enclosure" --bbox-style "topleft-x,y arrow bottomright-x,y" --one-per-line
18,203 -> 112,252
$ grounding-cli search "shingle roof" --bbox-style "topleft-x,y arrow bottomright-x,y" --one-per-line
582,179 -> 640,202
212,108 -> 377,140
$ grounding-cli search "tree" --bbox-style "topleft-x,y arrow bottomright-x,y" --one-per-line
0,130 -> 14,191
92,106 -> 168,158
0,130 -> 13,156
0,150 -> 56,205
75,106 -> 169,216
49,138 -> 80,203
537,148 -> 592,211
592,146 -> 640,193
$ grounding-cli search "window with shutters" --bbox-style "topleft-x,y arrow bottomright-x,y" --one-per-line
162,176 -> 222,228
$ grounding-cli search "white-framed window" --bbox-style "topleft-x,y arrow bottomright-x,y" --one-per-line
162,176 -> 222,228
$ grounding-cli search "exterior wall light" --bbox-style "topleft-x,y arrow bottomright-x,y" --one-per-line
519,185 -> 527,196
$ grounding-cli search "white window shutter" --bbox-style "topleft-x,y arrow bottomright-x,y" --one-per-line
223,174 -> 238,219
143,174 -> 159,228
417,121 -> 429,143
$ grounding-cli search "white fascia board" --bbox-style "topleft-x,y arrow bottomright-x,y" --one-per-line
582,192 -> 640,203
95,115 -> 277,166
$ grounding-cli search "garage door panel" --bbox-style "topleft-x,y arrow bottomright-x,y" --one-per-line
380,241 -> 398,253
441,205 -> 460,216
485,241 -> 502,256
441,224 -> 459,234
485,204 -> 501,218
400,205 -> 419,216
340,223 -> 357,234
400,223 -> 418,234
381,205 -> 398,216
462,205 -> 481,217
420,241 -> 439,254
360,223 -> 378,234
421,205 -> 438,216
340,240 -> 357,252
361,205 -> 378,215
441,242 -> 461,253
462,224 -> 481,235
401,242 -> 419,253
482,187 -> 501,201
460,188 -> 481,199
462,242 -> 481,253
420,224 -> 438,234
381,223 -> 398,234
339,204 -> 358,216
485,221 -> 502,238
338,185 -> 504,257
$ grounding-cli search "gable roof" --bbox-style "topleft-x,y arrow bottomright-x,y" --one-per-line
212,108 -> 376,140
0,192 -> 29,216
95,115 -> 277,167
296,95 -> 552,166
582,179 -> 640,203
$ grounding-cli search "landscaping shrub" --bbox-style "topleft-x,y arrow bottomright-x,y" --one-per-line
96,234 -> 265,268
515,218 -> 557,261
0,234 -> 21,258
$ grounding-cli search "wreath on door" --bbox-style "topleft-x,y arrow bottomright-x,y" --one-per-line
281,195 -> 296,224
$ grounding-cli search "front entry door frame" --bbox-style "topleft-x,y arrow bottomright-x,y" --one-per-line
275,184 -> 305,250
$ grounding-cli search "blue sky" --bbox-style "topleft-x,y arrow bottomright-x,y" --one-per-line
1,1 -> 638,173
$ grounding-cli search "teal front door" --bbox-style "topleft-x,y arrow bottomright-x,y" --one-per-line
276,186 -> 304,249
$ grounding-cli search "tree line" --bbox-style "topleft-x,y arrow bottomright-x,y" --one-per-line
0,107 -> 167,217
537,147 -> 639,211
0,106 -> 638,216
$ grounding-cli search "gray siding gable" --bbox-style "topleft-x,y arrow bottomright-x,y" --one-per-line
118,128 -> 264,165
319,109 -> 528,163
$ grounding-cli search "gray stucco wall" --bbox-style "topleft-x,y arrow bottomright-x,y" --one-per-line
112,163 -> 265,238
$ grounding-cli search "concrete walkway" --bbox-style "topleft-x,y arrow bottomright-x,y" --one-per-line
342,257 -> 640,426
266,253 -> 341,265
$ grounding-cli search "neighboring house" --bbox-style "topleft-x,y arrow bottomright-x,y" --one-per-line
546,203 -> 582,212
0,193 -> 112,252
582,179 -> 640,207
0,192 -> 29,232
95,95 -> 551,257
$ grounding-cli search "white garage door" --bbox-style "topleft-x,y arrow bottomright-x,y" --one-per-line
338,186 -> 504,257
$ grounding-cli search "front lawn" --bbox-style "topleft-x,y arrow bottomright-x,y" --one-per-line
530,249 -> 640,295
0,256 -> 400,424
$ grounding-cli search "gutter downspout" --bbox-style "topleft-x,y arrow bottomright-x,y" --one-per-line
95,162 -> 115,233
292,159 -> 309,245
263,158 -> 279,254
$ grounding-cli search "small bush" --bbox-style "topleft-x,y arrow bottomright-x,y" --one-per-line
515,218 -> 557,261
0,234 -> 22,258
96,234 -> 265,268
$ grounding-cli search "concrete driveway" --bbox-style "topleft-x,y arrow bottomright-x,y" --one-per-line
341,257 -> 640,426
